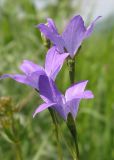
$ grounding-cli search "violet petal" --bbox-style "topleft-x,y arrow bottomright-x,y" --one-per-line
47,18 -> 58,34
66,99 -> 80,119
38,75 -> 54,103
85,16 -> 102,38
45,46 -> 69,80
0,70 -> 46,90
65,80 -> 88,101
37,23 -> 65,53
20,60 -> 44,75
33,102 -> 56,118
62,15 -> 86,57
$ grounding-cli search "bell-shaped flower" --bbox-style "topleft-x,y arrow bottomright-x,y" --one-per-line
0,47 -> 68,90
33,75 -> 94,120
37,15 -> 101,58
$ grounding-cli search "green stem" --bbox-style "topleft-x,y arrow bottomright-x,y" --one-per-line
49,108 -> 63,160
11,115 -> 23,160
67,113 -> 79,160
67,58 -> 75,84
14,140 -> 23,160
67,57 -> 80,160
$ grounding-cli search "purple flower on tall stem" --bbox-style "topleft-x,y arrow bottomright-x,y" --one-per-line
33,75 -> 94,120
0,47 -> 68,90
37,15 -> 101,58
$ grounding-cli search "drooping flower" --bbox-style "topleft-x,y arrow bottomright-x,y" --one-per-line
37,15 -> 101,58
33,75 -> 94,120
0,47 -> 68,90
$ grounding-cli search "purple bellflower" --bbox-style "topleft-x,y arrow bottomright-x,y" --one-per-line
0,47 -> 68,90
37,15 -> 101,58
33,75 -> 94,120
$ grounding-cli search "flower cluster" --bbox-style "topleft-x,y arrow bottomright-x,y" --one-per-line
0,15 -> 100,120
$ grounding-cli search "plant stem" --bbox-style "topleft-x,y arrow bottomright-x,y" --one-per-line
14,140 -> 23,160
67,58 -> 75,84
67,113 -> 79,160
11,115 -> 23,160
67,57 -> 80,160
49,108 -> 63,160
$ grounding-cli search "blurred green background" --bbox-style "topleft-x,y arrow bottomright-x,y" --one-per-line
0,0 -> 114,159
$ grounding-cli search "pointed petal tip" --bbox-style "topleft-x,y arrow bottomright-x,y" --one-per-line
83,90 -> 94,99
33,112 -> 36,118
76,80 -> 89,86
94,16 -> 102,22
69,15 -> 102,23
88,94 -> 94,99
0,74 -> 11,80
33,103 -> 56,119
73,15 -> 83,19
69,15 -> 84,24
35,23 -> 44,29
47,17 -> 52,21
33,108 -> 40,118
84,80 -> 88,83
33,114 -> 35,118
85,16 -> 102,38
96,16 -> 102,19
90,92 -> 94,99
88,92 -> 94,99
